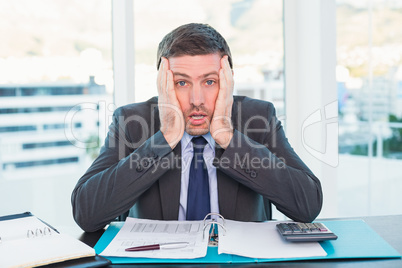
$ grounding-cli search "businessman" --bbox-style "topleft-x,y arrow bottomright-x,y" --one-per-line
72,23 -> 323,232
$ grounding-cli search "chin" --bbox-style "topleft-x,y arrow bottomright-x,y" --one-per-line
186,127 -> 209,136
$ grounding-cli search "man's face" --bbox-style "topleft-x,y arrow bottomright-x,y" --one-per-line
169,53 -> 221,136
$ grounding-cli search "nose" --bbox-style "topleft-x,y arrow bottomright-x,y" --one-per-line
190,84 -> 205,107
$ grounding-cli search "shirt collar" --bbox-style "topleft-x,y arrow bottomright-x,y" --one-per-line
181,131 -> 215,151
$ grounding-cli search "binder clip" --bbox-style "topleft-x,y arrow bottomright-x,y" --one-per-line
202,213 -> 226,246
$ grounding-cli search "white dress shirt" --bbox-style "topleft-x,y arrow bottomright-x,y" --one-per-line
178,132 -> 219,220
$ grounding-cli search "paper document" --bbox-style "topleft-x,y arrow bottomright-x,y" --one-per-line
218,220 -> 327,259
100,217 -> 209,259
1,215 -> 56,241
0,215 -> 95,268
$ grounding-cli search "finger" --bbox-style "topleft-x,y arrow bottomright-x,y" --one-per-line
164,58 -> 172,94
160,58 -> 170,96
219,57 -> 228,82
166,69 -> 174,95
157,58 -> 166,94
219,68 -> 228,99
219,68 -> 225,88
221,55 -> 230,72
167,69 -> 180,107
222,56 -> 234,91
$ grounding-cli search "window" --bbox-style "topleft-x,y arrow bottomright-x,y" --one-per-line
23,141 -> 73,150
4,157 -> 79,170
0,1 -> 113,231
0,125 -> 36,133
337,0 -> 402,216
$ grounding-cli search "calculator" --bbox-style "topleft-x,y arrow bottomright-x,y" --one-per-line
276,222 -> 338,242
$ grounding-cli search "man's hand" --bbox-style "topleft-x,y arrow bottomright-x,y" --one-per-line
157,57 -> 185,149
210,55 -> 234,149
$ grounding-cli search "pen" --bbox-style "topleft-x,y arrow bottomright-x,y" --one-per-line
125,242 -> 189,252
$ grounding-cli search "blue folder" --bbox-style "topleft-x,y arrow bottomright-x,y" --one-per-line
94,220 -> 401,264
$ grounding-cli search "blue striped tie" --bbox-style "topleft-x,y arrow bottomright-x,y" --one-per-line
186,136 -> 210,220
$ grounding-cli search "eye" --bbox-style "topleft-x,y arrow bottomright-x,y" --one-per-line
177,81 -> 187,87
205,80 -> 215,86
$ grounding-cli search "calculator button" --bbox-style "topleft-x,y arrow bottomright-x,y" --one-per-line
277,224 -> 292,234
290,224 -> 302,233
305,223 -> 319,232
314,223 -> 328,232
297,223 -> 311,232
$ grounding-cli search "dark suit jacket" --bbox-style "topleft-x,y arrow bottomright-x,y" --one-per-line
72,96 -> 323,232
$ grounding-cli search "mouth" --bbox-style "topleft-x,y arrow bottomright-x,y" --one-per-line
188,112 -> 208,125
190,114 -> 205,119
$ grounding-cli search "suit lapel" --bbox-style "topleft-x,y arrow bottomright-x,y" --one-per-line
153,103 -> 181,220
216,146 -> 239,219
152,100 -> 160,132
216,99 -> 241,219
158,142 -> 182,220
231,96 -> 241,132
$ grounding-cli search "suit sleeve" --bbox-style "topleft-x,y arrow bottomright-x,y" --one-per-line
71,107 -> 173,232
213,103 -> 323,222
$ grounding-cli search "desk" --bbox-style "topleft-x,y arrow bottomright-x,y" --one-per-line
78,215 -> 402,267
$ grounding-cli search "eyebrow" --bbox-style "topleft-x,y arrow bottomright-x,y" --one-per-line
173,72 -> 219,79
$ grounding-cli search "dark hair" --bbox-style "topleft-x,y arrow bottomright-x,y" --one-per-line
157,23 -> 233,70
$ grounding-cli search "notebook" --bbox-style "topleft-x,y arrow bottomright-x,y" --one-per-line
0,212 -> 99,268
